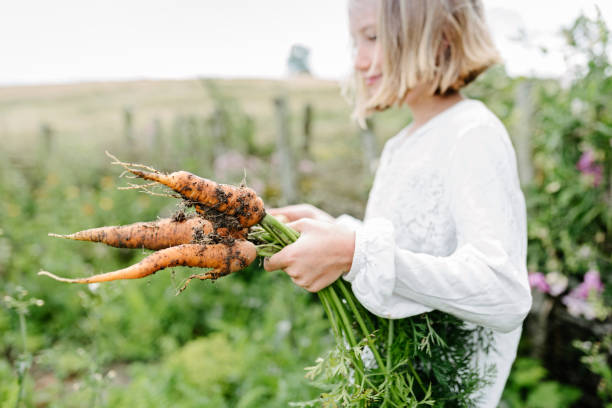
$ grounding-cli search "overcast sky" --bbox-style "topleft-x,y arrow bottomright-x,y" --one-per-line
0,1 -> 609,86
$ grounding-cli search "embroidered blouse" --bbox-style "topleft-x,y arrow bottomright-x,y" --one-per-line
337,99 -> 532,407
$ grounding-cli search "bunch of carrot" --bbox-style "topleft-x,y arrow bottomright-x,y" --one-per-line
40,152 -> 267,290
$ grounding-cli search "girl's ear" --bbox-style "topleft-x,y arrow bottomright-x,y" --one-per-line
441,34 -> 450,50
436,33 -> 452,67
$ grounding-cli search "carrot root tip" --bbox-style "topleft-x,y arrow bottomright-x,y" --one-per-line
38,270 -> 77,283
105,151 -> 160,176
176,271 -> 219,295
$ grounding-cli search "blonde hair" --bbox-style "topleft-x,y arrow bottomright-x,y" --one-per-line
351,0 -> 501,124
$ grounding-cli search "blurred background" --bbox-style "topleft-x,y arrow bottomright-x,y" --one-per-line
0,1 -> 610,407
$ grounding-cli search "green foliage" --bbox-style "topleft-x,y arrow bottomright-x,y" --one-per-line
502,358 -> 582,408
526,12 -> 611,286
167,334 -> 246,399
0,359 -> 20,408
574,335 -> 612,403
513,12 -> 612,407
300,311 -> 493,407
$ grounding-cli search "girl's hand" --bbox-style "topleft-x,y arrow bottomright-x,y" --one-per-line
263,219 -> 355,293
267,204 -> 335,223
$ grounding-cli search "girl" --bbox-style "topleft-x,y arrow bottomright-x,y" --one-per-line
264,0 -> 532,406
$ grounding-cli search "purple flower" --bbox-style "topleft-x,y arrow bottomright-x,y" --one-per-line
576,150 -> 603,186
575,270 -> 604,299
562,295 -> 598,320
580,269 -> 603,296
588,166 -> 603,186
561,270 -> 605,320
577,150 -> 596,171
528,272 -> 550,293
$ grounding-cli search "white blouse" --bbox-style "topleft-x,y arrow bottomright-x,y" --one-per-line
336,99 -> 532,407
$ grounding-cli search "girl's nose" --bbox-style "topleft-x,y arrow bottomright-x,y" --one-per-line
354,44 -> 371,73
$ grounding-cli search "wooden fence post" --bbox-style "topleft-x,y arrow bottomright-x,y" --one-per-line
149,118 -> 164,163
185,115 -> 200,154
274,96 -> 297,204
211,108 -> 227,155
302,103 -> 313,157
39,122 -> 54,154
152,118 -> 163,151
209,108 -> 227,178
123,107 -> 134,146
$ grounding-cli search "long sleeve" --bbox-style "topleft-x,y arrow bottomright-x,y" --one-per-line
343,124 -> 532,333
335,214 -> 363,231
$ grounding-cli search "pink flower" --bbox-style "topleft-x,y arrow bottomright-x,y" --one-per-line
576,150 -> 603,187
574,270 -> 604,299
576,150 -> 596,171
561,270 -> 605,320
528,272 -> 550,293
584,270 -> 603,288
562,295 -> 598,320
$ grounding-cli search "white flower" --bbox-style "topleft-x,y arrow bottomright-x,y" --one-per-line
545,272 -> 568,296
570,98 -> 587,115
360,345 -> 378,370
348,367 -> 355,385
577,245 -> 592,259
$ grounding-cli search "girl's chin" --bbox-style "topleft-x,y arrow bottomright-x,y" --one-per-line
364,84 -> 381,97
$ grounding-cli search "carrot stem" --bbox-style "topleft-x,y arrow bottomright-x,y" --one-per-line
338,280 -> 386,371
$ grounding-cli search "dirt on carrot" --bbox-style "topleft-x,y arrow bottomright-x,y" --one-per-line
49,216 -> 213,250
41,153 -> 267,291
39,240 -> 257,284
107,152 -> 265,228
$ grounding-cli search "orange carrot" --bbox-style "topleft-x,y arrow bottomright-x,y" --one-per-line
48,217 -> 213,250
115,165 -> 265,228
38,240 -> 257,284
216,227 -> 249,240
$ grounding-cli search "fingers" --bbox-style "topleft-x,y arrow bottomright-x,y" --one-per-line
266,208 -> 290,224
267,204 -> 336,224
266,206 -> 302,222
263,244 -> 309,285
289,273 -> 311,289
263,246 -> 293,272
267,204 -> 316,222
292,276 -> 325,293
264,249 -> 325,293
264,255 -> 321,293
286,218 -> 316,233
